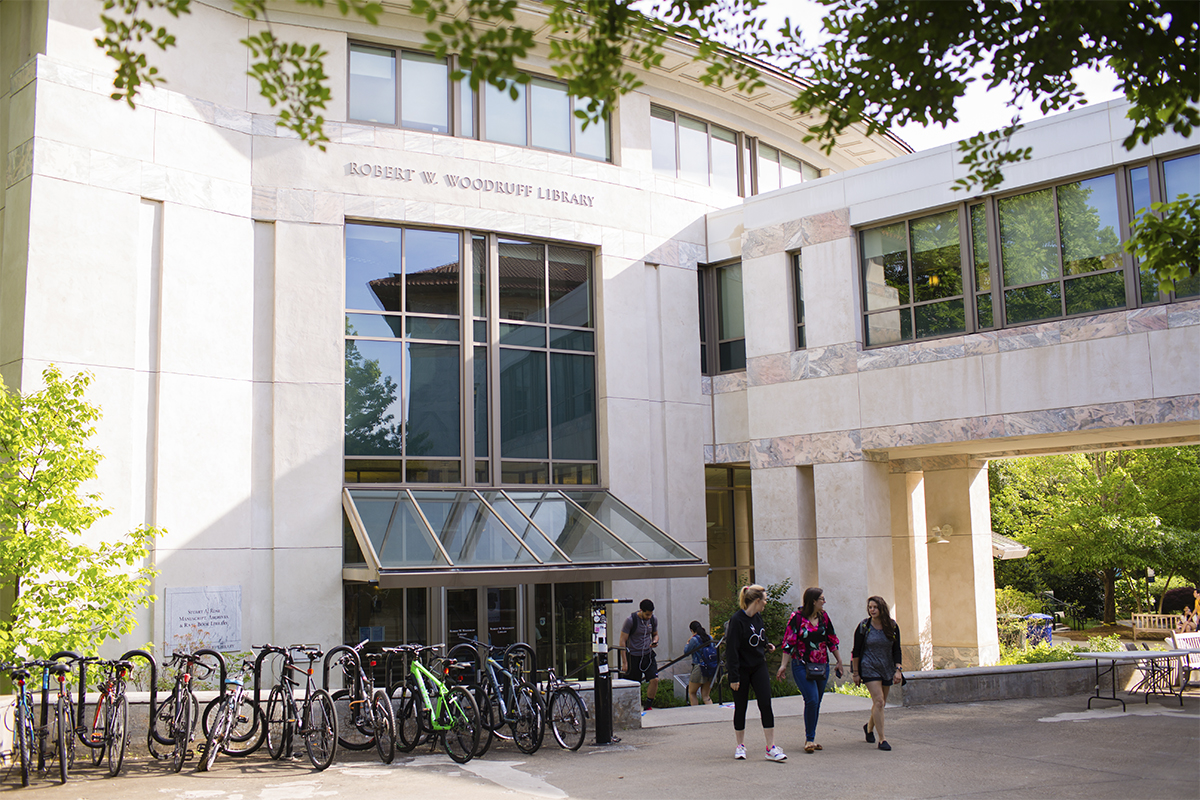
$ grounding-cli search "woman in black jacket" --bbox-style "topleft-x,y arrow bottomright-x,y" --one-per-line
850,595 -> 904,751
726,584 -> 786,762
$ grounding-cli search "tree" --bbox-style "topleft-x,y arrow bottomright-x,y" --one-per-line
343,337 -> 404,456
96,0 -> 1197,287
990,448 -> 1200,624
0,366 -> 161,660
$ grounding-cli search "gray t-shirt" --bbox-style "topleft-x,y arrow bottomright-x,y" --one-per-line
622,613 -> 657,655
860,625 -> 895,679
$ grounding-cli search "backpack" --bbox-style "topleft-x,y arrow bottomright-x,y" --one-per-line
697,642 -> 720,678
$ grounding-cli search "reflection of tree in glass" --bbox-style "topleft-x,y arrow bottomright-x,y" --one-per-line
911,209 -> 962,302
344,338 -> 403,456
914,298 -> 965,339
1057,178 -> 1121,276
999,188 -> 1059,287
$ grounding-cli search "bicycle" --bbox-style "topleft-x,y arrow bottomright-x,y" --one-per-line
43,657 -> 78,784
4,662 -> 38,786
331,639 -> 395,763
78,656 -> 133,776
541,664 -> 588,751
449,638 -> 542,756
197,658 -> 262,772
388,644 -> 481,763
257,643 -> 338,770
153,651 -> 214,772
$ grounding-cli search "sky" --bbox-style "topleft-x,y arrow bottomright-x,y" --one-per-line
645,0 -> 1124,153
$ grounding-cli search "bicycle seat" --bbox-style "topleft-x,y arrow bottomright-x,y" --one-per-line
48,662 -> 71,675
10,668 -> 29,679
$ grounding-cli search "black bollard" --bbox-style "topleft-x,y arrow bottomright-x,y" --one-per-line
591,598 -> 631,745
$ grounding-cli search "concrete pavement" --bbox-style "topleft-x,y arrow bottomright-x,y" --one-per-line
3,692 -> 1197,799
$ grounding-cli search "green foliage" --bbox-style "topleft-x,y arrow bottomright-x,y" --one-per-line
1124,195 -> 1200,297
997,640 -> 1079,665
1085,634 -> 1123,653
989,449 -> 1200,624
832,680 -> 870,697
95,0 -> 191,106
702,577 -> 794,646
995,586 -> 1043,618
0,366 -> 161,661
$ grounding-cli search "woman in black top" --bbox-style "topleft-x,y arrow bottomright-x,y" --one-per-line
850,595 -> 903,751
726,584 -> 786,762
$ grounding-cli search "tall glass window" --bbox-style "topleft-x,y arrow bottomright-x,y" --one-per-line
999,174 -> 1125,324
349,45 -> 450,133
861,210 -> 966,346
348,44 -> 608,161
793,252 -> 806,349
650,105 -> 740,194
347,225 -> 597,487
860,153 -> 1194,347
699,262 -> 746,373
345,224 -> 462,484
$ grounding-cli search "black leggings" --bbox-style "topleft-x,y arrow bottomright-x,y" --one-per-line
732,662 -> 774,731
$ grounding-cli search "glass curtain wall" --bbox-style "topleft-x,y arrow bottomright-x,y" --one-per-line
858,154 -> 1197,347
346,224 -> 598,486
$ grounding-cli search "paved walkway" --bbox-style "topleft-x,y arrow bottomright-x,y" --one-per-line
5,693 -> 1197,799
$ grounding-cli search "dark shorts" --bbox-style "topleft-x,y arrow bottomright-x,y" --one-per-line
861,674 -> 894,686
624,652 -> 658,682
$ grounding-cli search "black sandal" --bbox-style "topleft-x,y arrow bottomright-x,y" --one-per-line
863,723 -> 875,743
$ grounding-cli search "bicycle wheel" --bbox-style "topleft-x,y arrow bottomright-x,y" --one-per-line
16,701 -> 33,786
266,685 -> 291,759
510,681 -> 543,755
549,687 -> 587,751
171,691 -> 193,772
469,683 -> 495,757
56,697 -> 71,784
303,689 -> 337,771
330,689 -> 376,750
442,685 -> 481,765
395,685 -> 422,752
107,695 -> 128,777
220,698 -> 265,756
371,689 -> 395,764
90,695 -> 109,766
504,643 -> 537,685
198,701 -> 232,772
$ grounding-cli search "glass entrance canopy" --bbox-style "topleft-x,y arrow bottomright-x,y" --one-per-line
343,488 -> 706,587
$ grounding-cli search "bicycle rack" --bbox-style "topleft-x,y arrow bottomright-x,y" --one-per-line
197,649 -> 228,698
323,645 -> 361,694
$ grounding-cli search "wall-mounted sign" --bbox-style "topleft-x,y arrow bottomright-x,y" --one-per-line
346,162 -> 596,208
164,585 -> 242,652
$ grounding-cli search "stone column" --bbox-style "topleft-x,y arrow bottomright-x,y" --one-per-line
812,460 -> 894,641
923,457 -> 999,668
750,466 -> 818,604
889,464 -> 933,670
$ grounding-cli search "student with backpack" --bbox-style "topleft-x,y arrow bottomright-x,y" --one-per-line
683,620 -> 719,705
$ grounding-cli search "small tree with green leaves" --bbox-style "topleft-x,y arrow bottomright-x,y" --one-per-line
0,366 -> 161,661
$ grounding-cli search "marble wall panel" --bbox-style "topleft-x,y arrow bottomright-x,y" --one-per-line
742,252 -> 792,358
858,356 -> 987,429
982,335 -> 1154,415
712,390 -> 749,445
270,547 -> 343,647
272,221 -> 345,385
272,382 -> 343,549
746,373 -> 862,440
35,79 -> 154,160
802,237 -> 859,348
1148,326 -> 1200,398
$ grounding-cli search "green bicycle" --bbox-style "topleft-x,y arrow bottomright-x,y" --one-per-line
390,645 -> 481,764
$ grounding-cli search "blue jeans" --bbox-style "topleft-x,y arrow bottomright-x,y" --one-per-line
791,662 -> 828,742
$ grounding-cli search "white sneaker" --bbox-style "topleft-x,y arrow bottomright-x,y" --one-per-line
733,744 -> 746,760
765,745 -> 787,762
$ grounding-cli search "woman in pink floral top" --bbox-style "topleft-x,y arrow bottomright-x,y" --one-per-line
776,587 -> 844,753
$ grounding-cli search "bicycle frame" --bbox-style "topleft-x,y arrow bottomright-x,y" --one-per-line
407,656 -> 464,731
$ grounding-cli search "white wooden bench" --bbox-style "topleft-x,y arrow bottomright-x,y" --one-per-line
1131,613 -> 1180,640
1171,631 -> 1200,689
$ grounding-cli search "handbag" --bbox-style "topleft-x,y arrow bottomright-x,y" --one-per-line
804,661 -> 825,680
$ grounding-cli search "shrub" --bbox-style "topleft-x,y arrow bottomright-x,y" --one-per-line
832,681 -> 870,697
1085,634 -> 1123,653
997,641 -> 1079,665
1160,586 -> 1199,614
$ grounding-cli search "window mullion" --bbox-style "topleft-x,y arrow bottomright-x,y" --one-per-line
1050,185 -> 1067,318
957,202 -> 977,332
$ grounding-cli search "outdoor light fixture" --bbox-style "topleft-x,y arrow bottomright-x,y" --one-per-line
927,525 -> 952,545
